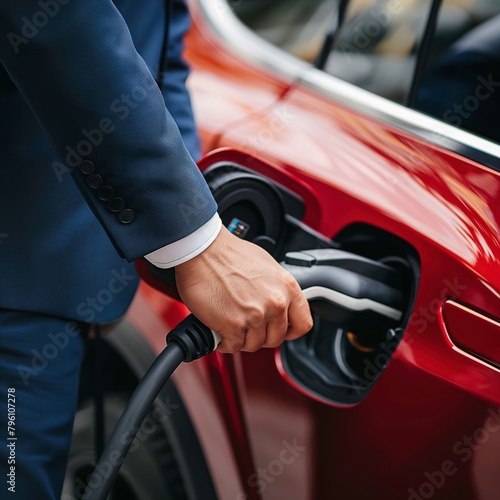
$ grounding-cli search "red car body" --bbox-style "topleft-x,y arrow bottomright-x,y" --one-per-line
122,2 -> 500,499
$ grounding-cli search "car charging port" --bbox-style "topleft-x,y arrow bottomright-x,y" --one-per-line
280,242 -> 417,405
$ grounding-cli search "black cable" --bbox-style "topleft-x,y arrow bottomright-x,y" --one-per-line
83,342 -> 185,500
82,314 -> 217,500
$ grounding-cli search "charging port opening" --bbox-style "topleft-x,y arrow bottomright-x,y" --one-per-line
280,224 -> 420,406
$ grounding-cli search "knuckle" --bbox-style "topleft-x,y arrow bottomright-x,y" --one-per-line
283,272 -> 298,290
271,293 -> 287,314
247,307 -> 265,328
232,318 -> 247,334
223,338 -> 245,353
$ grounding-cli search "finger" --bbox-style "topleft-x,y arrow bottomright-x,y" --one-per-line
263,313 -> 288,349
241,325 -> 267,352
216,330 -> 246,354
285,295 -> 313,341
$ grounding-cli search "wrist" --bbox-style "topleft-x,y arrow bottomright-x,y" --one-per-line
176,225 -> 232,273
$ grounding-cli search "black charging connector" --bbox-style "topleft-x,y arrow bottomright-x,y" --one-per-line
166,314 -> 219,361
82,314 -> 218,500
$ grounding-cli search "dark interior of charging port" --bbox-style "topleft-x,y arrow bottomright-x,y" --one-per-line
281,225 -> 419,405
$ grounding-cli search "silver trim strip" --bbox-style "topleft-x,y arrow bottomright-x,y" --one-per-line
198,0 -> 309,83
302,286 -> 403,321
300,69 -> 500,169
198,0 -> 500,170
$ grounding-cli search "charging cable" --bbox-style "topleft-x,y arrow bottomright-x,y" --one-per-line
83,248 -> 404,499
82,314 -> 221,500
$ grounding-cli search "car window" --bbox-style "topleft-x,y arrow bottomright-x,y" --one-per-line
230,0 -> 337,64
228,0 -> 500,147
415,1 -> 500,144
324,0 -> 434,105
320,0 -> 500,144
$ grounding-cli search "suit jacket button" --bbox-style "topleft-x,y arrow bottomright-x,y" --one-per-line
108,197 -> 125,212
118,209 -> 135,224
79,160 -> 95,175
97,185 -> 115,201
87,173 -> 103,189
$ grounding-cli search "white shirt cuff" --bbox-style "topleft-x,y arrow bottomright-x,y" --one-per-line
144,213 -> 222,269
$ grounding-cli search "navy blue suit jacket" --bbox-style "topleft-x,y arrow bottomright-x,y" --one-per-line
0,0 -> 216,323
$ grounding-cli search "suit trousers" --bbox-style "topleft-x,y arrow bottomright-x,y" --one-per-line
0,309 -> 87,499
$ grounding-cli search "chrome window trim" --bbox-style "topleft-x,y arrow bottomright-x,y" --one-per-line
198,0 -> 500,171
300,69 -> 500,170
198,0 -> 309,83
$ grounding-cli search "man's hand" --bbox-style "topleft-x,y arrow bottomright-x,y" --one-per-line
175,226 -> 313,353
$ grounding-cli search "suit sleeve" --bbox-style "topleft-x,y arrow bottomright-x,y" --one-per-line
159,0 -> 201,161
0,0 -> 217,261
